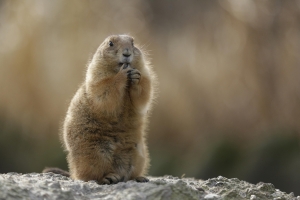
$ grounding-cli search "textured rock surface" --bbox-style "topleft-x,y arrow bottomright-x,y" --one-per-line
0,173 -> 299,200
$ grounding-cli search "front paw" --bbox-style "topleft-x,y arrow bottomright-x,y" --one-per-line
118,63 -> 131,77
127,68 -> 141,85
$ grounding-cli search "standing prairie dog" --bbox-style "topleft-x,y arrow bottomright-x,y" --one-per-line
44,35 -> 157,184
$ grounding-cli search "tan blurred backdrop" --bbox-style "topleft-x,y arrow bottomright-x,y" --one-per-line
0,0 -> 300,195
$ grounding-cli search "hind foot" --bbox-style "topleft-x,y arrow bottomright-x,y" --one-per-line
135,176 -> 149,183
101,173 -> 123,185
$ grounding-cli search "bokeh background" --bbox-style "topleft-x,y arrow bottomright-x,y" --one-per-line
0,0 -> 300,195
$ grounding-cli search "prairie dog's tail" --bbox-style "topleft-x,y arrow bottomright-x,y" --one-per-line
42,167 -> 70,177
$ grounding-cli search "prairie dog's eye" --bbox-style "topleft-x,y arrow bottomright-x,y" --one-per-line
109,41 -> 114,47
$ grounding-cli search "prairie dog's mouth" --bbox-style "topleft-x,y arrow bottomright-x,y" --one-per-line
120,56 -> 132,65
118,62 -> 131,67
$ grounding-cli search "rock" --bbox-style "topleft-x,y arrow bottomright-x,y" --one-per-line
0,173 -> 298,200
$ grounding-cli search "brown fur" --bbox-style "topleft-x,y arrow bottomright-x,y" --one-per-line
48,35 -> 156,184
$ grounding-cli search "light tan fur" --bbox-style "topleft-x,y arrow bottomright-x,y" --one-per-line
60,35 -> 156,184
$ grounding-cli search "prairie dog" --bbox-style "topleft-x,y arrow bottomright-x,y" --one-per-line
44,35 -> 156,184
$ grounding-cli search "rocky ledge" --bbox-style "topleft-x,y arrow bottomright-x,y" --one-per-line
0,173 -> 299,200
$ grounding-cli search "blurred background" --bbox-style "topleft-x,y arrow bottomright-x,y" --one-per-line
0,0 -> 300,195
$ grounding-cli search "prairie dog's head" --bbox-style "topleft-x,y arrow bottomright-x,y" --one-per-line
91,35 -> 145,74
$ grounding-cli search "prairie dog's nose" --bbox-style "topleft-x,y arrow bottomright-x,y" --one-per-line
123,48 -> 131,57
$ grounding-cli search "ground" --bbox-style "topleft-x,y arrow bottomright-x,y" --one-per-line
0,173 -> 299,200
